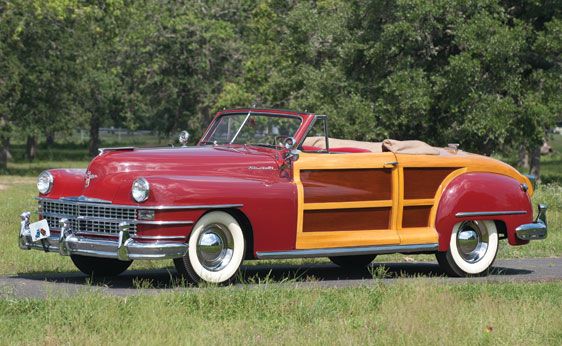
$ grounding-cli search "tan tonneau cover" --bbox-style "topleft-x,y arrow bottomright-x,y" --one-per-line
303,137 -> 439,155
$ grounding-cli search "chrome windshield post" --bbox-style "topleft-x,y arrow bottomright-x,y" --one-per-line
229,110 -> 252,144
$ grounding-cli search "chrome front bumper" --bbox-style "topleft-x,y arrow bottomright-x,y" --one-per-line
515,204 -> 548,241
19,213 -> 188,261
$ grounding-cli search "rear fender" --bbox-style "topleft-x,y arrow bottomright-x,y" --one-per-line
435,172 -> 532,251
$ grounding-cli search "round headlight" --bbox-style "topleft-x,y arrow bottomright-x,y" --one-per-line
131,177 -> 150,203
37,171 -> 54,194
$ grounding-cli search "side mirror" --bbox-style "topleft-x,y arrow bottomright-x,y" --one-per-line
179,131 -> 190,147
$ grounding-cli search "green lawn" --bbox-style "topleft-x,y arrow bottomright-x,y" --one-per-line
1,281 -> 560,345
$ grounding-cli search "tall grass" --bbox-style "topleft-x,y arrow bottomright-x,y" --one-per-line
1,281 -> 560,345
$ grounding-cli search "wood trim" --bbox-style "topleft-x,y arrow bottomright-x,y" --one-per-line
294,152 -> 401,249
429,168 -> 467,229
304,200 -> 392,210
403,199 -> 434,206
303,208 -> 391,232
296,230 -> 400,249
403,168 -> 459,199
395,227 -> 438,245
402,206 -> 432,228
301,168 -> 392,203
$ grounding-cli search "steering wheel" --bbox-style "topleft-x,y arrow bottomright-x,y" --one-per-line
274,135 -> 291,148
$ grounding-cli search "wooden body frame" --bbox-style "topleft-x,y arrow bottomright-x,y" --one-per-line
294,150 -> 532,250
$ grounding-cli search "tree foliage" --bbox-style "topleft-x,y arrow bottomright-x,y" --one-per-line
0,0 -> 560,169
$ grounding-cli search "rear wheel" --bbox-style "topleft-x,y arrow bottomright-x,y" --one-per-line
436,220 -> 498,277
70,255 -> 132,277
329,255 -> 376,268
174,211 -> 245,285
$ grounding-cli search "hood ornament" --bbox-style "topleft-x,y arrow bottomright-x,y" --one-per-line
84,171 -> 97,188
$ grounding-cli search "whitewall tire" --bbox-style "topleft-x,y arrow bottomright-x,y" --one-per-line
436,220 -> 499,277
174,211 -> 245,284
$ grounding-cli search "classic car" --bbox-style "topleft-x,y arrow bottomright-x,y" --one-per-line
19,108 -> 548,283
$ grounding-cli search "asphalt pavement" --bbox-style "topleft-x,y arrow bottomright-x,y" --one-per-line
1,258 -> 560,298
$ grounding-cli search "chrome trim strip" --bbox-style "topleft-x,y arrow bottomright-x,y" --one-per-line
74,231 -> 118,238
135,204 -> 244,211
455,211 -> 527,218
135,220 -> 194,226
256,243 -> 438,259
98,147 -> 135,155
37,197 -> 243,210
43,213 -> 193,226
131,235 -> 187,240
60,196 -> 112,204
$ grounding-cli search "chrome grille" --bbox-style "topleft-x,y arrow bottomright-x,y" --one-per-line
39,199 -> 137,235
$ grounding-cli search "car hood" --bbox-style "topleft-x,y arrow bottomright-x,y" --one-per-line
81,145 -> 284,202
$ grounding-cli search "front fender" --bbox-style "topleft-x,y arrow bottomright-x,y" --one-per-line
118,175 -> 298,254
38,169 -> 86,199
435,172 -> 532,251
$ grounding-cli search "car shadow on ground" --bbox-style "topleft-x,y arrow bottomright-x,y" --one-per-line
13,262 -> 534,290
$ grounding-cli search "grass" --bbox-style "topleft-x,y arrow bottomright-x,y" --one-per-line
1,281 -> 561,345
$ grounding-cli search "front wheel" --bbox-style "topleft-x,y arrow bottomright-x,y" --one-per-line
436,220 -> 499,277
174,211 -> 245,285
70,255 -> 132,277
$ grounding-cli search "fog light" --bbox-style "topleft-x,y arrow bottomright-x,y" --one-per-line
138,209 -> 155,220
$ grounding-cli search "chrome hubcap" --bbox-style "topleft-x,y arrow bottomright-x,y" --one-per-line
456,221 -> 489,263
196,223 -> 233,271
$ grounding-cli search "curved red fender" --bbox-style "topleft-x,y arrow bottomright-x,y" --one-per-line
435,172 -> 532,251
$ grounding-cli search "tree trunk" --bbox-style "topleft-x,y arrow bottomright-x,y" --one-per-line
529,145 -> 541,183
88,113 -> 100,157
518,145 -> 529,170
0,136 -> 8,170
26,135 -> 37,161
45,131 -> 55,147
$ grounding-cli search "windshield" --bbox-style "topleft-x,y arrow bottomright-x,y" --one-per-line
202,113 -> 302,148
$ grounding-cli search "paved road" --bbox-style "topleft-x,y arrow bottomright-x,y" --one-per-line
1,258 -> 561,298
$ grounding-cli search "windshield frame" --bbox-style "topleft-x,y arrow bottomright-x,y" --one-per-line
200,112 -> 304,149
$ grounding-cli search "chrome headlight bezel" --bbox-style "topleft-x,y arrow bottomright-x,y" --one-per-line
131,177 -> 150,203
37,171 -> 54,194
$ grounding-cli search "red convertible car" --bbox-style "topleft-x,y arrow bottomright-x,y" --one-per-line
19,108 -> 547,283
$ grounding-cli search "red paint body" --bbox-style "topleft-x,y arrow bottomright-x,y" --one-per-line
435,172 -> 532,251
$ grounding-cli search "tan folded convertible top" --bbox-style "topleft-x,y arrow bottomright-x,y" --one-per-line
303,137 -> 440,155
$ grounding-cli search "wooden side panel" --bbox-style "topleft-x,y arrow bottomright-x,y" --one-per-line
303,207 -> 391,232
301,169 -> 392,203
402,206 -> 432,228
403,168 -> 458,199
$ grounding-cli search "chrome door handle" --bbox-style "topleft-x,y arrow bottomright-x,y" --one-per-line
384,161 -> 398,166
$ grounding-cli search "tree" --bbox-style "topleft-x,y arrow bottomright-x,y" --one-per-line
117,1 -> 243,140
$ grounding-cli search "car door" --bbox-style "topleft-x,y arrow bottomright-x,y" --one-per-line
394,153 -> 464,245
293,151 -> 401,249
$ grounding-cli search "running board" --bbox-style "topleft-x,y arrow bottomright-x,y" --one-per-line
256,243 -> 438,259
